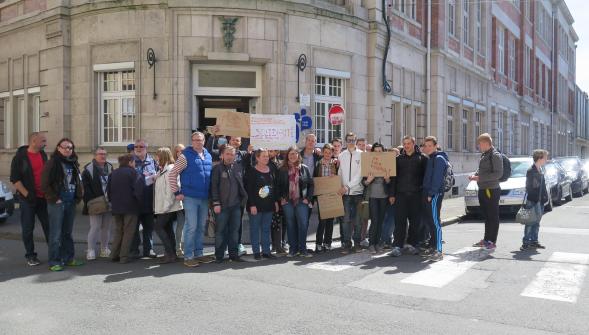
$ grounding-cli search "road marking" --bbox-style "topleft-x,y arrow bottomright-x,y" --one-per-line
305,252 -> 388,272
450,226 -> 589,236
400,247 -> 491,288
521,252 -> 589,303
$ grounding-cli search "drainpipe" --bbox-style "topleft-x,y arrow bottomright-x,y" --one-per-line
550,7 -> 556,155
426,0 -> 432,135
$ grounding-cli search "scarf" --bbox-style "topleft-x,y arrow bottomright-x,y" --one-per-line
288,164 -> 300,204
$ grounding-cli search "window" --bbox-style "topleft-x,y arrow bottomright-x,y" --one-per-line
463,0 -> 470,45
409,0 -> 416,19
475,111 -> 481,144
100,70 -> 136,144
449,66 -> 457,92
524,46 -> 531,88
498,27 -> 505,75
496,110 -> 504,151
0,98 -> 5,148
533,121 -> 540,149
508,37 -> 516,83
462,109 -> 469,151
476,0 -> 483,53
521,116 -> 530,155
449,0 -> 456,37
447,106 -> 454,150
541,125 -> 546,149
314,75 -> 344,144
508,114 -> 515,154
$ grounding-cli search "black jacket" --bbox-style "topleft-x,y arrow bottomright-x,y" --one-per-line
107,166 -> 144,215
277,164 -> 314,202
9,145 -> 48,203
389,146 -> 428,197
526,164 -> 548,204
211,162 -> 247,208
40,154 -> 83,204
82,161 -> 114,215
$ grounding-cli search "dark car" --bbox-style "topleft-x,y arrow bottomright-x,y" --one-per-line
544,161 -> 573,206
554,157 -> 589,197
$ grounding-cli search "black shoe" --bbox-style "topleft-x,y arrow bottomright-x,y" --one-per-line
27,257 -> 41,266
254,253 -> 262,260
530,242 -> 546,249
230,257 -> 246,263
520,244 -> 530,251
112,257 -> 121,262
215,258 -> 224,264
262,253 -> 276,259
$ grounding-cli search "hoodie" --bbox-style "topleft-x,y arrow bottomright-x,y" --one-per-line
389,145 -> 428,196
423,151 -> 449,197
337,148 -> 364,196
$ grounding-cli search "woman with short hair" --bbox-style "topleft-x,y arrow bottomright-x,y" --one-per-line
520,149 -> 549,251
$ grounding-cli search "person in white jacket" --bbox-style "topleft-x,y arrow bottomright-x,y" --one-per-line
337,132 -> 364,254
153,147 -> 183,264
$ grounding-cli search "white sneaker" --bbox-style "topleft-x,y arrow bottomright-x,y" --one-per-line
99,248 -> 111,258
360,238 -> 370,248
368,245 -> 377,254
389,247 -> 402,257
86,249 -> 96,261
238,244 -> 247,256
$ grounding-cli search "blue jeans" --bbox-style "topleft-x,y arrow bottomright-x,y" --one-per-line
249,211 -> 273,255
342,195 -> 362,247
47,201 -> 76,266
283,201 -> 310,255
523,201 -> 543,245
183,197 -> 209,259
214,205 -> 241,259
381,203 -> 395,245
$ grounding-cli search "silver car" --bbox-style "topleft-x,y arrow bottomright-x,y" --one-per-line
0,180 -> 15,223
465,157 -> 551,216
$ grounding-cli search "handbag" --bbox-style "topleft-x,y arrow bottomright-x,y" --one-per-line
87,195 -> 109,215
515,194 -> 540,225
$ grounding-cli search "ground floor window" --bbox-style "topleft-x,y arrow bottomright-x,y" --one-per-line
314,75 -> 344,145
99,70 -> 136,144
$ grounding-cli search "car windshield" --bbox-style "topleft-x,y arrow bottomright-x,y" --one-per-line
544,164 -> 558,176
510,160 -> 531,178
557,159 -> 578,172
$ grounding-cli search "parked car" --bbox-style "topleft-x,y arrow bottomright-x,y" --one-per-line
0,180 -> 15,223
544,160 -> 573,206
554,157 -> 589,197
464,157 -> 551,217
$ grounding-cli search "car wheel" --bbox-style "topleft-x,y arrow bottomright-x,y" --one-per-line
0,217 -> 6,223
544,197 -> 553,212
554,186 -> 563,206
566,185 -> 574,201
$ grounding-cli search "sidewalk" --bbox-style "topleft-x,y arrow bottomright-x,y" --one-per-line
0,197 -> 466,246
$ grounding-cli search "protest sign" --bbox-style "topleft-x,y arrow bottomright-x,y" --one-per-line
313,176 -> 341,196
216,111 -> 250,138
317,193 -> 345,219
250,114 -> 296,150
361,152 -> 396,177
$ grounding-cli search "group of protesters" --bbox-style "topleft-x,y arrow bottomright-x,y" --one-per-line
10,128 -> 547,271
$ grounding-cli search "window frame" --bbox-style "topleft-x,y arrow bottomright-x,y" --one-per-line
498,27 -> 505,75
462,109 -> 469,151
98,68 -> 137,146
447,105 -> 455,150
448,0 -> 456,37
314,74 -> 346,146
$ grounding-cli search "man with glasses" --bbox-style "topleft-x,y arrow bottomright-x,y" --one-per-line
10,132 -> 50,266
130,139 -> 158,259
169,132 -> 213,267
337,132 -> 364,254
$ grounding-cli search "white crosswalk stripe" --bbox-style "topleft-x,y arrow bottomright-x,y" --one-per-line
520,252 -> 589,303
400,247 -> 491,287
305,251 -> 388,272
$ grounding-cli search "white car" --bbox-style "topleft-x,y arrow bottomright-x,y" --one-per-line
464,157 -> 551,216
0,180 -> 15,222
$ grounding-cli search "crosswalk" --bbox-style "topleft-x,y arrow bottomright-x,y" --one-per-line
301,246 -> 589,304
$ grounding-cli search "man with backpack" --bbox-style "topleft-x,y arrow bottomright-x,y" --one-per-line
468,133 -> 505,251
421,136 -> 451,261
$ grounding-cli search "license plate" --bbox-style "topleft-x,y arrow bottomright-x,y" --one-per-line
499,199 -> 506,204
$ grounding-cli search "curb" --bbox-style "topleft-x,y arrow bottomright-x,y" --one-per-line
441,215 -> 465,227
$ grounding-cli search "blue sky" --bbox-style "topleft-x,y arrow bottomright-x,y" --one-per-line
568,0 -> 588,91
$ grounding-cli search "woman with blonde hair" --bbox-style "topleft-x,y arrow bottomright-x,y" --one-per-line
153,147 -> 183,263
172,144 -> 186,256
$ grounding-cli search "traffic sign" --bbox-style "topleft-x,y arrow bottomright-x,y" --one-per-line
328,105 -> 345,126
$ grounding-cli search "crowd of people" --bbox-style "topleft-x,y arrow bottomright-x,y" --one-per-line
9,130 -> 549,271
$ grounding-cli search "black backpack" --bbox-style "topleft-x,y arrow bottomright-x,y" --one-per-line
490,151 -> 511,183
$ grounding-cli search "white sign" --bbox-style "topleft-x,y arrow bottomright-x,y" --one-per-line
250,114 -> 297,150
299,94 -> 311,107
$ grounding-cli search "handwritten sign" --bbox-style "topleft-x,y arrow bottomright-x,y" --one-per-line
216,111 -> 250,138
361,152 -> 396,177
313,176 -> 341,196
317,193 -> 345,219
250,114 -> 296,150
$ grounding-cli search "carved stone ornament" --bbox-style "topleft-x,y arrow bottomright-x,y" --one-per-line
218,16 -> 239,50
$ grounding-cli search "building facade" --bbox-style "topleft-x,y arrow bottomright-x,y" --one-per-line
575,85 -> 589,158
0,0 -> 580,195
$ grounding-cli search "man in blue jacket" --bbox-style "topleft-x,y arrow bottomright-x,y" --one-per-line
169,132 -> 213,267
421,136 -> 448,261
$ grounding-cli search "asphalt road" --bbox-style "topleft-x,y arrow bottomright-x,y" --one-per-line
1,196 -> 588,335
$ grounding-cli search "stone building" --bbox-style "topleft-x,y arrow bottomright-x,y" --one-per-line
0,0 -> 580,195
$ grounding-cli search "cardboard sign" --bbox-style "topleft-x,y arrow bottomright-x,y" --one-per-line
313,176 -> 341,196
250,114 -> 296,150
317,193 -> 345,219
361,152 -> 396,177
216,111 -> 250,138
204,108 -> 236,119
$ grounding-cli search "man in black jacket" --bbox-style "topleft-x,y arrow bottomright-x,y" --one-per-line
211,146 -> 247,262
10,132 -> 49,266
389,135 -> 428,257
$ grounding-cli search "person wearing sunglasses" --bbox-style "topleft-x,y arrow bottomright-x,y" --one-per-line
41,138 -> 84,271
